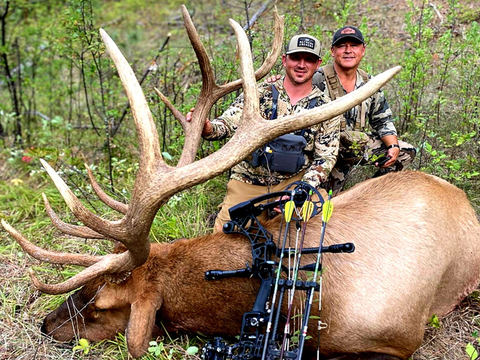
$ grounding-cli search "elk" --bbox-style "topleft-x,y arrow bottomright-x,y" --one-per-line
2,5 -> 480,360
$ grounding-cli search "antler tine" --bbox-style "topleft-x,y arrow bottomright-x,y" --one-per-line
175,6 -> 284,167
85,164 -> 128,215
174,5 -> 216,166
39,159 -> 125,239
181,6 -> 284,95
252,8 -> 284,79
229,18 -> 261,125
42,193 -> 105,239
270,66 -> 403,137
181,5 -> 216,98
153,87 -> 187,129
1,219 -> 100,267
154,8 -> 283,132
26,252 -> 132,295
2,217 -> 135,295
100,28 -> 163,171
224,8 -> 284,91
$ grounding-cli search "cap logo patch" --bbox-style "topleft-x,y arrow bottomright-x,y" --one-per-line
341,28 -> 356,35
297,37 -> 315,50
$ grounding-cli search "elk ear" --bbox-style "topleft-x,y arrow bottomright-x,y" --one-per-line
126,296 -> 162,358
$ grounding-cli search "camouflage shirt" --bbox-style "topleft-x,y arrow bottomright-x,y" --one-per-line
203,78 -> 340,188
312,67 -> 397,138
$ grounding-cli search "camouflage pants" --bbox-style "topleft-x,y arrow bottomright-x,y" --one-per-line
321,133 -> 416,195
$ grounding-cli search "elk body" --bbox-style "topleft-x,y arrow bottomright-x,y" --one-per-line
3,5 -> 478,360
40,170 -> 480,360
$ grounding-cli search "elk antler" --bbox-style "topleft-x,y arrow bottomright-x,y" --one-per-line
1,6 -> 401,295
157,5 -> 285,167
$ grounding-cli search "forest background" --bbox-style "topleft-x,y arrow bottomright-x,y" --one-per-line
0,0 -> 479,359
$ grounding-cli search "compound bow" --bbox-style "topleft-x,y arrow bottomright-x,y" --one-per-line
202,182 -> 354,360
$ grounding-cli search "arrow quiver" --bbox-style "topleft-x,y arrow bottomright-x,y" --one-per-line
202,182 -> 354,360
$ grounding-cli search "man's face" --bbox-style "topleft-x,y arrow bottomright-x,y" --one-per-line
282,52 -> 321,85
331,40 -> 366,70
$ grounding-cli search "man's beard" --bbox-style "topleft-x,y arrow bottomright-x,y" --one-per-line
287,71 -> 310,85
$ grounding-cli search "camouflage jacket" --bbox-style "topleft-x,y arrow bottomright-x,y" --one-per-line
312,67 -> 397,138
203,78 -> 340,188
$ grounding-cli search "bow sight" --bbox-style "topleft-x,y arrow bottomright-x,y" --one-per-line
202,182 -> 354,360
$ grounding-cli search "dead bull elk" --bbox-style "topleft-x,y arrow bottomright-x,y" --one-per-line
2,5 -> 479,360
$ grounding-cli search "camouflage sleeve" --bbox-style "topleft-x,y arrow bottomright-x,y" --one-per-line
203,93 -> 245,141
368,88 -> 397,138
302,114 -> 341,189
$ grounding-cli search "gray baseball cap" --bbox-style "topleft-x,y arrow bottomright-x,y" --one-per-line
285,34 -> 321,58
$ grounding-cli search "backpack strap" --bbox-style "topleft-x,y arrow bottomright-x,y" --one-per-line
300,96 -> 318,136
358,68 -> 369,83
323,64 -> 344,101
270,84 -> 317,136
323,64 -> 346,130
323,65 -> 371,131
270,84 -> 279,120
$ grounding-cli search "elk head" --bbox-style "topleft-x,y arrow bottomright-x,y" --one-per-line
1,5 -> 401,358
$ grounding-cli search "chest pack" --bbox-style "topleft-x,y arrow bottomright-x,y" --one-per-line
323,64 -> 369,131
250,85 -> 317,174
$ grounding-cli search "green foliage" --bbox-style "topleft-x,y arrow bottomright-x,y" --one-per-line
428,314 -> 441,329
289,329 -> 312,345
466,337 -> 479,360
151,177 -> 226,240
148,341 -> 170,357
148,340 -> 198,359
396,0 -> 434,135
73,338 -> 91,356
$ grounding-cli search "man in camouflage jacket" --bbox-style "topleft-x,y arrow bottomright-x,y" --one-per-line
314,25 -> 416,194
188,34 -> 341,232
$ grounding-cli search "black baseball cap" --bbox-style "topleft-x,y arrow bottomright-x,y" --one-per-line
331,26 -> 365,46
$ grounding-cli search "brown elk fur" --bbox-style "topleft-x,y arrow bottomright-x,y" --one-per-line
41,171 -> 480,359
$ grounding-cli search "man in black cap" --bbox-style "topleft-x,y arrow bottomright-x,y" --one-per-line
313,25 -> 416,194
187,34 -> 341,232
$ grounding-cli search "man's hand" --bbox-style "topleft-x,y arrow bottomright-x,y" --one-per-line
375,149 -> 398,167
186,107 -> 213,136
383,146 -> 399,166
377,135 -> 400,167
266,74 -> 282,83
273,189 -> 327,214
274,195 -> 291,213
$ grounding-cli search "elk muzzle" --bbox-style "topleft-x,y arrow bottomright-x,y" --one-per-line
41,285 -> 131,343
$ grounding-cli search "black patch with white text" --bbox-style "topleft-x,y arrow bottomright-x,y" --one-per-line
297,37 -> 315,50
